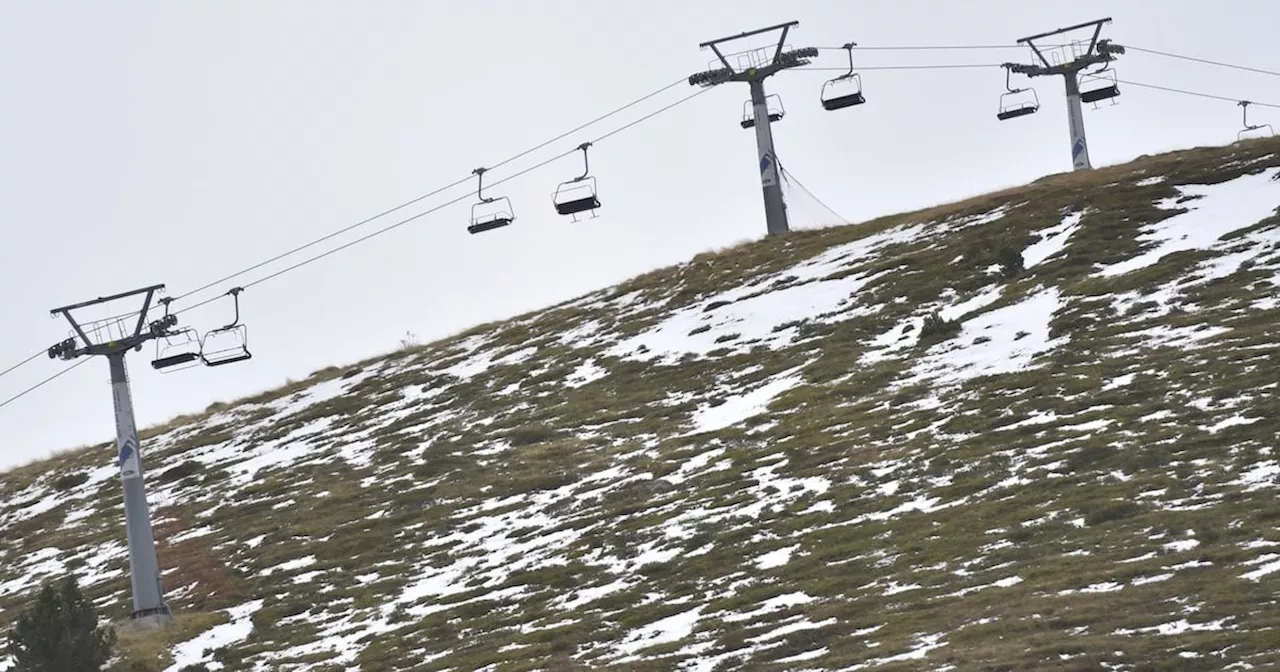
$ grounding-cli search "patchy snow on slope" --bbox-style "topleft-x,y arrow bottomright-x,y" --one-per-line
163,599 -> 265,672
3,489 -> 61,525
1232,461 -> 1280,492
907,287 -> 1066,385
556,318 -> 609,348
721,592 -> 817,623
858,286 -> 1007,367
606,269 -> 884,363
613,605 -> 705,659
1102,372 -> 1137,391
847,632 -> 949,670
0,535 -> 127,600
268,366 -> 382,418
556,577 -> 636,611
249,607 -> 402,670
1114,617 -> 1232,636
386,468 -> 668,624
859,315 -> 926,364
942,203 -> 1017,233
213,418 -> 335,488
565,358 -> 608,388
442,345 -> 539,380
1024,209 -> 1087,268
0,547 -> 63,598
685,368 -> 806,435
1123,323 -> 1231,351
746,615 -> 838,646
738,458 -> 831,520
606,207 -> 1026,365
1096,167 -> 1280,278
1240,554 -> 1280,581
940,286 -> 1006,322
1110,282 -> 1184,322
1187,222 -> 1280,287
663,447 -> 731,486
755,544 -> 799,570
605,220 -> 958,363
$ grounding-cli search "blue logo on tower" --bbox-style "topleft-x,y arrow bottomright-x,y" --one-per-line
119,438 -> 140,479
760,150 -> 777,187
1072,137 -> 1087,160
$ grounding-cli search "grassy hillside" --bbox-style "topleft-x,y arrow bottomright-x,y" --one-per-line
2,137 -> 1279,671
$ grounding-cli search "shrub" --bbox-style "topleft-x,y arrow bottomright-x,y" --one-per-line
920,312 -> 962,343
51,472 -> 90,492
997,245 -> 1025,278
4,575 -> 116,671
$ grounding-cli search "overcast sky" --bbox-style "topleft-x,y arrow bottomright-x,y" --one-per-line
2,0 -> 1278,470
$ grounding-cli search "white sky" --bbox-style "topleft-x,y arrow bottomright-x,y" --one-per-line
2,0 -> 1278,469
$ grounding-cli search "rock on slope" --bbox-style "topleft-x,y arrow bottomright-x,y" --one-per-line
2,138 -> 1279,671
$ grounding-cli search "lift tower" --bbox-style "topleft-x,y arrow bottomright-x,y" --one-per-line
688,21 -> 818,237
47,284 -> 180,629
1006,18 -> 1124,171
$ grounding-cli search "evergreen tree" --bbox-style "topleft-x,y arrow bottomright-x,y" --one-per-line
4,575 -> 116,672
997,245 -> 1025,279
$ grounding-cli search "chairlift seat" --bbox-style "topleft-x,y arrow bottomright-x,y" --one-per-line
822,93 -> 866,111
152,352 -> 201,371
997,82 -> 1040,121
552,149 -> 601,219
1080,85 -> 1119,104
555,196 -> 601,216
469,196 -> 514,234
468,217 -> 513,234
820,71 -> 865,112
740,113 -> 784,129
150,327 -> 203,373
203,351 -> 252,367
997,105 -> 1038,121
1239,124 -> 1275,141
467,170 -> 515,235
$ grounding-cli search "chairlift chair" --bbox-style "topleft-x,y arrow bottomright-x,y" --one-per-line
151,329 -> 203,372
200,287 -> 252,367
820,42 -> 867,111
1237,101 -> 1275,142
145,297 -> 202,372
996,65 -> 1040,121
552,142 -> 601,221
740,94 -> 785,129
468,167 -> 515,234
1079,66 -> 1120,105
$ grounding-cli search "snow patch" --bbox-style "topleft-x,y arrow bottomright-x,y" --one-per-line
1097,167 -> 1280,278
907,287 -> 1065,385
686,368 -> 805,435
163,600 -> 265,672
1023,209 -> 1086,268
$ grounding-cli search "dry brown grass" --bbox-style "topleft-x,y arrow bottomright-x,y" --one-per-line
108,610 -> 227,672
153,510 -> 245,612
0,443 -> 102,491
